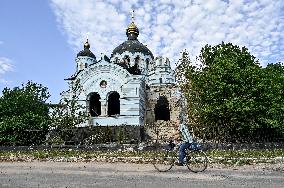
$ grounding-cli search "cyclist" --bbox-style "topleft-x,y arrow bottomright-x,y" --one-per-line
170,116 -> 193,166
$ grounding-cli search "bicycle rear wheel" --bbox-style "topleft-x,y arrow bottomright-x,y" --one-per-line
185,150 -> 208,173
152,145 -> 175,172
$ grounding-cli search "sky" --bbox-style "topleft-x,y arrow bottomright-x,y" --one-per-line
0,0 -> 284,103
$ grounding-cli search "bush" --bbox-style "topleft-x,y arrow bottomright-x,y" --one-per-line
0,81 -> 50,145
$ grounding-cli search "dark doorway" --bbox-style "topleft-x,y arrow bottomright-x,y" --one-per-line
89,92 -> 101,117
155,96 -> 170,121
107,92 -> 120,116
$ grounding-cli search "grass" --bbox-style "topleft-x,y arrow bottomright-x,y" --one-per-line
0,149 -> 283,166
207,149 -> 284,166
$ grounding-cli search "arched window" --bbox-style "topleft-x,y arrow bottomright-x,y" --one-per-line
107,92 -> 120,116
128,62 -> 141,75
124,55 -> 130,68
146,58 -> 149,70
135,56 -> 140,64
88,92 -> 101,117
155,96 -> 170,121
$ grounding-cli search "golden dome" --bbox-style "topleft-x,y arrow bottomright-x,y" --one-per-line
84,39 -> 90,49
126,10 -> 139,39
126,21 -> 139,36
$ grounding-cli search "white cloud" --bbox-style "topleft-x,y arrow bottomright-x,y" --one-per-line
0,57 -> 13,84
0,57 -> 13,75
156,13 -> 170,25
49,0 -> 284,66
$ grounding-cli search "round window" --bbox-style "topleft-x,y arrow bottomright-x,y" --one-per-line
100,80 -> 107,88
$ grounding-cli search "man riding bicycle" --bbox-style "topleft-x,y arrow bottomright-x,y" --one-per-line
170,116 -> 193,166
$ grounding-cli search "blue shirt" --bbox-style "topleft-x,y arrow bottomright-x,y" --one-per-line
179,124 -> 193,143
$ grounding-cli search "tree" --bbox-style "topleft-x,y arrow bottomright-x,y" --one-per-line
48,79 -> 88,143
0,81 -> 50,145
175,50 -> 195,121
175,50 -> 194,88
176,42 -> 284,142
254,62 -> 284,140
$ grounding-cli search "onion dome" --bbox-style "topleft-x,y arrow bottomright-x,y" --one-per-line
111,13 -> 153,59
77,39 -> 96,59
126,21 -> 139,40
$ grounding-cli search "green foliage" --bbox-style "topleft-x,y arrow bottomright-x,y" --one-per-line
48,79 -> 88,143
0,81 -> 50,145
175,50 -> 194,88
254,63 -> 284,139
176,42 -> 284,142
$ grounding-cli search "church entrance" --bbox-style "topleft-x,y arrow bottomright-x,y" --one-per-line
107,92 -> 120,116
88,92 -> 101,117
155,96 -> 170,121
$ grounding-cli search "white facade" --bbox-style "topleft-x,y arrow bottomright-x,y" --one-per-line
63,19 -> 180,126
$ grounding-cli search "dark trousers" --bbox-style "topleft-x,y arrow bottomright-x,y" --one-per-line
178,142 -> 191,163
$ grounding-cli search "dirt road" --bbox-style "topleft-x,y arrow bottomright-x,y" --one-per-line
0,162 -> 283,188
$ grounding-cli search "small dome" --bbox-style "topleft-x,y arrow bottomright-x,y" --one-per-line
77,39 -> 96,59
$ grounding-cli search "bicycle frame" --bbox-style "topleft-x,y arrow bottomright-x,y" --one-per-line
152,140 -> 208,172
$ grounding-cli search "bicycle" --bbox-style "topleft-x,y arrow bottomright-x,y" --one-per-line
152,140 -> 208,172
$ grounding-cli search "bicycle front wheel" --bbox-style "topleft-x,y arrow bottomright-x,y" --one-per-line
152,147 -> 175,172
185,150 -> 208,173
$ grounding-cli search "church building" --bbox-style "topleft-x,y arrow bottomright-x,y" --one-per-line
62,14 -> 183,126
